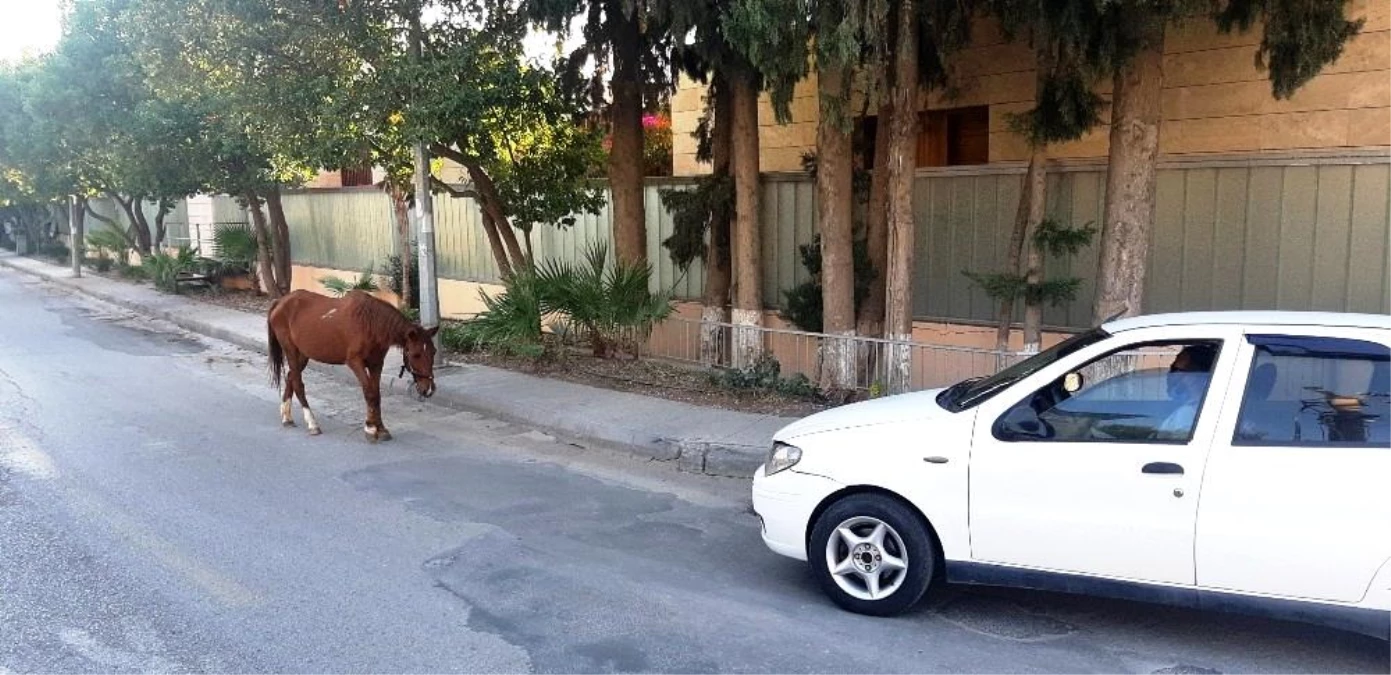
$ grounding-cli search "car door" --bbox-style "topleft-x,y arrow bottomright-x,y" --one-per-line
968,325 -> 1243,585
1196,328 -> 1391,603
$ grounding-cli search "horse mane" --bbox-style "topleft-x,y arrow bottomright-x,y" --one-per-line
348,291 -> 415,346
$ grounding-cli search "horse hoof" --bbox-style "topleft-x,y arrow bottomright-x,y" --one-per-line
364,432 -> 379,443
282,420 -> 296,428
307,427 -> 322,436
378,430 -> 393,442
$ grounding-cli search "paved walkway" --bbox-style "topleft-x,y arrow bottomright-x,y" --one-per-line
0,253 -> 792,477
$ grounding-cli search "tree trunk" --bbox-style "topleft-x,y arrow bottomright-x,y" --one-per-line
479,210 -> 515,278
816,55 -> 858,392
153,198 -> 172,250
608,4 -> 647,266
264,185 -> 293,295
857,99 -> 892,340
245,193 -> 281,299
884,0 -> 919,393
131,199 -> 156,254
1021,149 -> 1049,353
730,70 -> 764,368
390,187 -> 414,310
115,194 -> 152,254
701,75 -> 734,367
1001,148 -> 1048,354
1094,22 -> 1164,325
463,161 -> 528,272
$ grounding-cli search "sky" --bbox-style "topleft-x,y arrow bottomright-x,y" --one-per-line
0,0 -> 572,66
0,0 -> 63,63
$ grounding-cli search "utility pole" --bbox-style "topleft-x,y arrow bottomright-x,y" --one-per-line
69,195 -> 84,278
410,2 -> 441,362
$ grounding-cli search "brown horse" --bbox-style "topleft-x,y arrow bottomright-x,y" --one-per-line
267,289 -> 438,441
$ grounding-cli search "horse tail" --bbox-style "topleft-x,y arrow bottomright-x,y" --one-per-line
267,299 -> 284,389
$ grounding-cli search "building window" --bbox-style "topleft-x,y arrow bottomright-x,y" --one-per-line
917,106 -> 990,167
340,165 -> 374,187
855,105 -> 990,172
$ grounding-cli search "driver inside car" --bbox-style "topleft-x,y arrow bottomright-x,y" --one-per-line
1155,344 -> 1219,440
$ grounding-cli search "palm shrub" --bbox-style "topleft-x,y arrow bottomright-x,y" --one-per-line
535,242 -> 673,359
457,268 -> 548,358
86,227 -> 130,267
379,244 -> 420,311
144,245 -> 198,293
319,269 -> 380,297
212,224 -> 257,271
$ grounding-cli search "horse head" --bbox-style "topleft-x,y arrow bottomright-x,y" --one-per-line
401,325 -> 440,398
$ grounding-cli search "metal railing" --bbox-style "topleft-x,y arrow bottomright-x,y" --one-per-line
642,316 -> 1029,393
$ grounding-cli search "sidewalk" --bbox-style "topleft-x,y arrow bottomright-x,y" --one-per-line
0,253 -> 791,477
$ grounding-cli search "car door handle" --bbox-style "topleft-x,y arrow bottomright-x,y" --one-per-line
1142,462 -> 1184,475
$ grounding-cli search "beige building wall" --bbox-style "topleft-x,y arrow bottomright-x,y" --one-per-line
290,264 -> 504,320
672,74 -> 822,176
670,0 -> 1390,175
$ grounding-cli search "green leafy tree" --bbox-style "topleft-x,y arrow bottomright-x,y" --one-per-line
387,2 -> 605,277
724,0 -> 969,391
1072,0 -> 1364,323
121,0 -> 373,296
964,218 -> 1096,350
524,0 -> 678,265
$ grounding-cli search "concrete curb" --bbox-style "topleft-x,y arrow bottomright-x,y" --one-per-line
0,255 -> 776,478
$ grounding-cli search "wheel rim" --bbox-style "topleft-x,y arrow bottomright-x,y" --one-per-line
824,515 -> 909,601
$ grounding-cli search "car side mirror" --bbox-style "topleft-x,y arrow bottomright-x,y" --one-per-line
996,406 -> 1052,441
1063,371 -> 1084,393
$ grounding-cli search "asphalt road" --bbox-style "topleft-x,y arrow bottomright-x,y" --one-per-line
0,268 -> 1387,674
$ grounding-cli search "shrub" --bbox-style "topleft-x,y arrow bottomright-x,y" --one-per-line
212,224 -> 257,270
457,269 -> 548,358
85,255 -> 114,273
439,320 -> 482,353
118,261 -> 149,281
379,244 -> 420,310
40,240 -> 70,263
319,269 -> 379,297
86,227 -> 129,260
714,353 -> 818,398
535,242 -> 673,359
143,246 -> 197,293
779,234 -> 876,334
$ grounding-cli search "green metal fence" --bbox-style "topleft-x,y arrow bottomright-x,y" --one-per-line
159,154 -> 1391,327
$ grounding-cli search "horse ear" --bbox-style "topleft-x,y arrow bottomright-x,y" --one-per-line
425,326 -> 439,339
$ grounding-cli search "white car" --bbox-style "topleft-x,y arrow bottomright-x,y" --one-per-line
753,311 -> 1391,639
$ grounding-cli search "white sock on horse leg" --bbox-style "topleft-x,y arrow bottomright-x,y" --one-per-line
303,407 -> 320,431
280,401 -> 292,424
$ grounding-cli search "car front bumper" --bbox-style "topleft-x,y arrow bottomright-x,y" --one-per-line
752,465 -> 843,562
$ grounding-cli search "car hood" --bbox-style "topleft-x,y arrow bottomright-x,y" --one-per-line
774,388 -> 950,441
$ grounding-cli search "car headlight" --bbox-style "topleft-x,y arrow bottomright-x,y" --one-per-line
765,442 -> 802,476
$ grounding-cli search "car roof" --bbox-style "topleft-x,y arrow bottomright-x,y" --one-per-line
1102,311 -> 1391,334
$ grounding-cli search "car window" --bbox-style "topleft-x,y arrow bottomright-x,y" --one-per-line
1234,335 -> 1390,447
941,328 -> 1110,411
994,341 -> 1223,444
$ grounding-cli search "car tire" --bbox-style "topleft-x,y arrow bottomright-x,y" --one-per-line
809,493 -> 936,616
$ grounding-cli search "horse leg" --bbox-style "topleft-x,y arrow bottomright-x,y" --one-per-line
348,358 -> 384,442
280,376 -> 297,427
290,356 -> 321,436
367,359 -> 391,441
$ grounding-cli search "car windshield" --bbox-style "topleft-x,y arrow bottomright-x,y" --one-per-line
938,327 -> 1111,411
